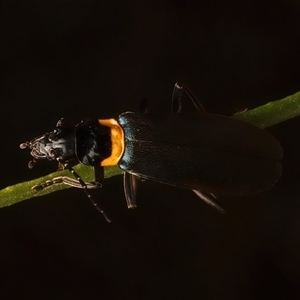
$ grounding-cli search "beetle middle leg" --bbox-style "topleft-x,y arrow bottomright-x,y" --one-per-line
122,98 -> 150,209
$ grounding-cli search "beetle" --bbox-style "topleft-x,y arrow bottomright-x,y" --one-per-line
20,83 -> 282,222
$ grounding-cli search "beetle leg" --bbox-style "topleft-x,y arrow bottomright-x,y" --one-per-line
172,82 -> 206,113
32,177 -> 101,194
32,177 -> 65,193
56,160 -> 111,222
121,96 -> 149,209
57,161 -> 65,170
173,83 -> 226,213
192,190 -> 226,213
139,97 -> 149,114
123,172 -> 138,209
55,118 -> 74,128
32,165 -> 103,193
94,165 -> 104,187
31,172 -> 110,222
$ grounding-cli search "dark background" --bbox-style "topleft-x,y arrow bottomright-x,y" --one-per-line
1,2 -> 300,299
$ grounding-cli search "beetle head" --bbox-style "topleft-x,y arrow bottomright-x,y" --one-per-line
20,118 -> 76,169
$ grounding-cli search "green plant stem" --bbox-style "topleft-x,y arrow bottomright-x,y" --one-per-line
233,91 -> 300,128
0,165 -> 122,208
1,89 -> 300,209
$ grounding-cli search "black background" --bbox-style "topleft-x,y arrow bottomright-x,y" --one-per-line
1,2 -> 300,299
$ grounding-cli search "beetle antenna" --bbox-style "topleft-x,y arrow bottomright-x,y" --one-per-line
58,159 -> 111,223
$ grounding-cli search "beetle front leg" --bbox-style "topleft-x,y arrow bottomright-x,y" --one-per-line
60,161 -> 111,222
32,177 -> 65,194
32,176 -> 101,194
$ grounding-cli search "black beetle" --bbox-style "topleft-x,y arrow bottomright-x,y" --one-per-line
20,83 -> 282,222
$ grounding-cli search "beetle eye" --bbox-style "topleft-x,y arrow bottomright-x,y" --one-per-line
49,148 -> 57,157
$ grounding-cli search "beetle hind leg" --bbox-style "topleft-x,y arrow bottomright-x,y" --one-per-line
172,82 -> 206,114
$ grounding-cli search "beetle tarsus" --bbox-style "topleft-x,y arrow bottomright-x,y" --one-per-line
94,205 -> 112,223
